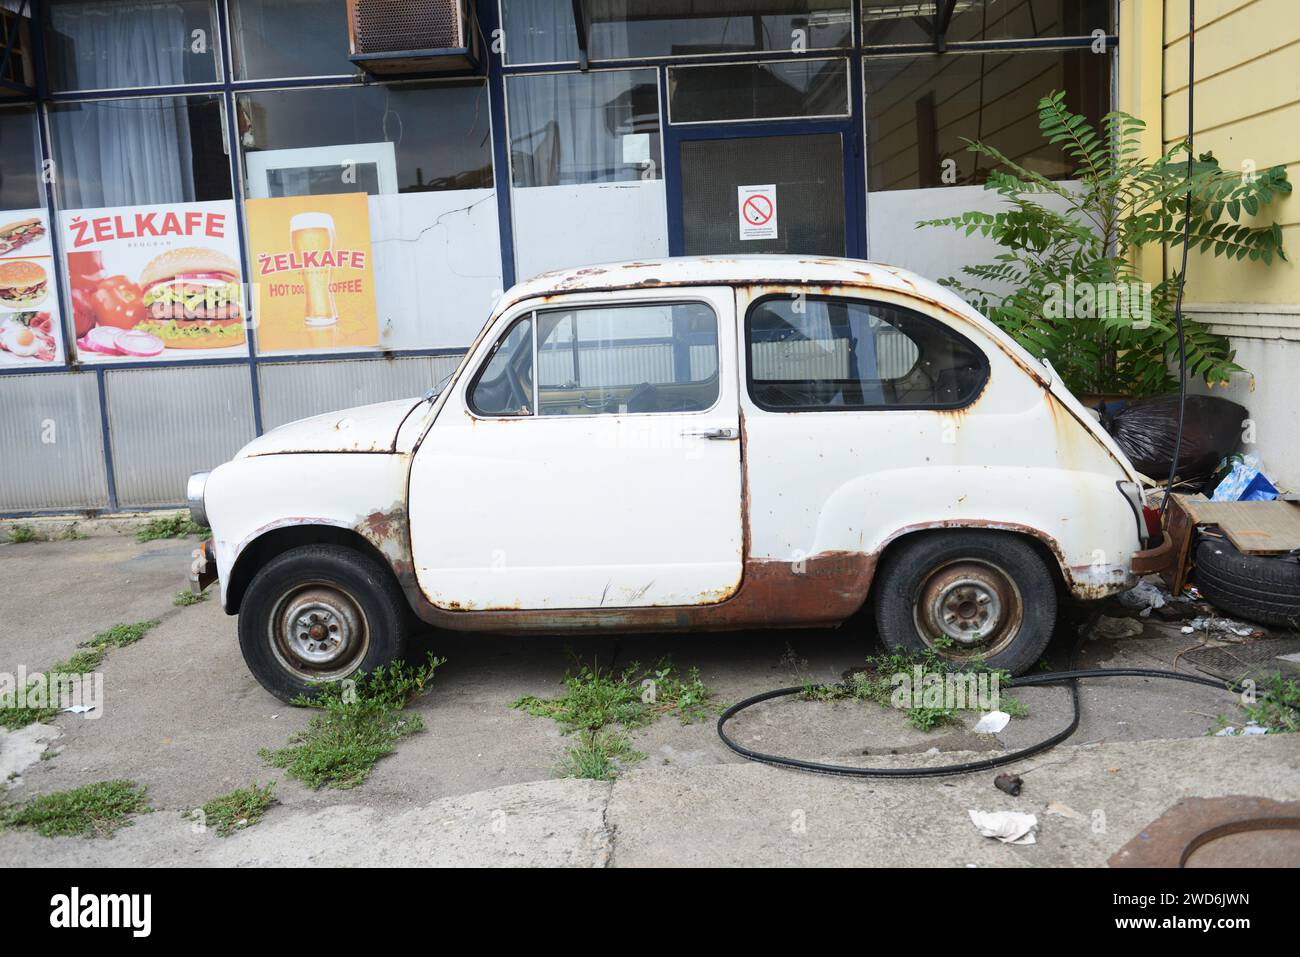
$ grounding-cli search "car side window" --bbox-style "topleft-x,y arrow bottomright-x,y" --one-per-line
535,302 -> 719,416
746,294 -> 987,411
468,316 -> 534,416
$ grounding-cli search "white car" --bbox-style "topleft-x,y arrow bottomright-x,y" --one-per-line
189,256 -> 1164,701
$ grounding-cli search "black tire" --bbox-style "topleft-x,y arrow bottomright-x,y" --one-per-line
1194,536 -> 1300,628
238,544 -> 410,703
873,531 -> 1057,676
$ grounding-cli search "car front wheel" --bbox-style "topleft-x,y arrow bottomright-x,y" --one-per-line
873,531 -> 1057,675
238,544 -> 410,702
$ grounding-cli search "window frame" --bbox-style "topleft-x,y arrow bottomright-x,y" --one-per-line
466,313 -> 536,418
743,291 -> 989,414
465,296 -> 725,421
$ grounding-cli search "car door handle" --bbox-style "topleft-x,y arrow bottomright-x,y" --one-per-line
681,427 -> 738,441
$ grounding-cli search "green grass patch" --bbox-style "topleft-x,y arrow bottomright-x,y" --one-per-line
260,654 -> 444,789
58,523 -> 87,541
5,524 -> 39,544
134,515 -> 209,543
1214,673 -> 1300,735
173,589 -> 208,607
0,646 -> 106,730
84,620 -> 158,650
1,780 -> 149,838
0,623 -> 153,731
194,783 -> 277,837
513,656 -> 718,780
800,649 -> 1026,732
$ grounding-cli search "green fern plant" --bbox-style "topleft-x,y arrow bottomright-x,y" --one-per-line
919,91 -> 1290,398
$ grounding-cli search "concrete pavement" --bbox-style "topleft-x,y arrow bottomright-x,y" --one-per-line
1,534 -> 1296,866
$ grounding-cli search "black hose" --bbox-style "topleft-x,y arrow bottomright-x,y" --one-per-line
716,664 -> 1233,779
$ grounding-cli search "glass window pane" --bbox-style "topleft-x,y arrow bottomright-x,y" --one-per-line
237,83 -> 493,195
864,49 -> 1109,190
0,106 -> 45,210
537,302 -> 718,416
681,133 -> 844,256
507,70 -> 660,187
48,95 -> 232,208
230,0 -> 352,80
669,59 -> 849,123
470,317 -> 534,415
503,0 -> 852,64
862,0 -> 1112,45
748,296 -> 986,410
44,0 -> 220,91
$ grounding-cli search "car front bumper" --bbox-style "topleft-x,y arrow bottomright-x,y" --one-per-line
190,538 -> 218,596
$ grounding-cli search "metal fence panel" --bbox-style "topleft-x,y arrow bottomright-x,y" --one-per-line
0,372 -> 109,511
258,356 -> 462,431
106,365 -> 256,508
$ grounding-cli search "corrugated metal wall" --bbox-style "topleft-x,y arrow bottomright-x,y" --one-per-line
0,372 -> 109,511
258,356 -> 462,430
105,366 -> 258,508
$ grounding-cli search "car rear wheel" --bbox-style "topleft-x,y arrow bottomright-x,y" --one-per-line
238,544 -> 410,702
873,531 -> 1057,675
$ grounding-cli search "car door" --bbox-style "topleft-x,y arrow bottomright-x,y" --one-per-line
408,286 -> 743,611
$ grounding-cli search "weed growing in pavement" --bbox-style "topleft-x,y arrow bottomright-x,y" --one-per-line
173,590 -> 208,607
1,780 -> 149,838
1213,673 -> 1300,735
260,654 -> 445,789
193,783 -> 277,837
84,620 -> 158,651
0,646 -> 108,731
800,648 -> 1028,732
513,656 -> 719,780
135,515 -> 209,542
5,524 -> 39,544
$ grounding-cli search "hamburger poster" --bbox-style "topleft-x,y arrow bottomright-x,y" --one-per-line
0,208 -> 62,367
244,192 -> 378,353
61,200 -> 246,362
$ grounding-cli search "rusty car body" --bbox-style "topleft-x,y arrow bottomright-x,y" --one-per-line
189,256 -> 1160,700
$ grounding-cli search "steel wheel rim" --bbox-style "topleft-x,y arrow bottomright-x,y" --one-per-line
913,559 -> 1024,660
269,581 -> 370,682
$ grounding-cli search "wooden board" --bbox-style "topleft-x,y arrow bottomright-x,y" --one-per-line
1178,498 -> 1300,555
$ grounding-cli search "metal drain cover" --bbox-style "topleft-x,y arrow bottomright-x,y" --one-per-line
1182,638 -> 1300,684
1110,796 -> 1300,868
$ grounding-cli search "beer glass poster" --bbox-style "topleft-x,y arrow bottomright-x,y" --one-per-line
61,200 -> 246,363
245,193 -> 378,353
0,208 -> 62,367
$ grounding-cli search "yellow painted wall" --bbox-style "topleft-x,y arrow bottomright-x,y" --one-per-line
1161,0 -> 1300,306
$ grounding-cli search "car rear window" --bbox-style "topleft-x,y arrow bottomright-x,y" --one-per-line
746,294 -> 987,411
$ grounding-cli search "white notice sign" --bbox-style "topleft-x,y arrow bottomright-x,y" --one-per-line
737,184 -> 778,241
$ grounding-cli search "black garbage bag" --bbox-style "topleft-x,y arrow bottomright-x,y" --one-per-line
1099,394 -> 1247,480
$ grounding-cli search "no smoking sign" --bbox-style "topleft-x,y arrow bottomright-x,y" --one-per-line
737,184 -> 778,241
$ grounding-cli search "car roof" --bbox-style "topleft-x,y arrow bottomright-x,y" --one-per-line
505,254 -> 975,316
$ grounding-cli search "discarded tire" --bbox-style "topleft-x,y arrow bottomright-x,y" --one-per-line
1193,536 -> 1300,628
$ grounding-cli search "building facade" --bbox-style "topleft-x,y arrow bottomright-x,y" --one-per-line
4,1 -> 1253,517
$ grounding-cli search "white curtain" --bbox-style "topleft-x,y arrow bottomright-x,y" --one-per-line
49,2 -> 195,208
508,70 -> 653,187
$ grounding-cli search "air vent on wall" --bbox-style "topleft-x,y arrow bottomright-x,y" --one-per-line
347,0 -> 479,76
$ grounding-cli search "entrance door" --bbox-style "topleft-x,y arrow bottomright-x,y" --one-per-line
663,55 -> 862,259
672,127 -> 857,257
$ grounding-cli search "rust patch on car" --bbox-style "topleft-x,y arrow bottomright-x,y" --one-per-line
406,550 -> 875,633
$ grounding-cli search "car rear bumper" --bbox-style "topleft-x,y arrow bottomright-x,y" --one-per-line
1130,534 -> 1175,576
